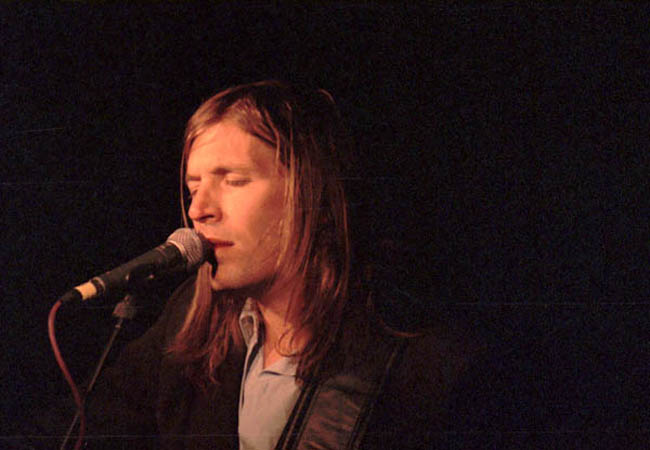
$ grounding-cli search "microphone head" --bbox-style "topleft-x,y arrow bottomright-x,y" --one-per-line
166,228 -> 210,271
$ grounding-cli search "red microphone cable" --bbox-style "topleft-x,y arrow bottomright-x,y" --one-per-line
48,298 -> 86,450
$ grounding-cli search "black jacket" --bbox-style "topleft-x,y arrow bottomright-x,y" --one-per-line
81,277 -> 478,449
18,277 -> 647,449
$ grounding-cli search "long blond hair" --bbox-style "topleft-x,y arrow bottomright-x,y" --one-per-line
168,81 -> 353,387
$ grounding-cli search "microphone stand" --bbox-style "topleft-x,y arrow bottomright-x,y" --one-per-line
59,293 -> 138,450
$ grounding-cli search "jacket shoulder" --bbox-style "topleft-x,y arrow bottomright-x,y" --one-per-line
360,322 -> 481,449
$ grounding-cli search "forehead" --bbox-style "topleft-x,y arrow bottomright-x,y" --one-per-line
186,120 -> 279,175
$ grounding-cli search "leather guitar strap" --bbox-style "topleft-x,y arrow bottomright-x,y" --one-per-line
275,338 -> 407,450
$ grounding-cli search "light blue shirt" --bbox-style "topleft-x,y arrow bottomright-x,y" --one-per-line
238,299 -> 300,450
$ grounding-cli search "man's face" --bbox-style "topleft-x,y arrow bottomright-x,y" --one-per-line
185,120 -> 287,292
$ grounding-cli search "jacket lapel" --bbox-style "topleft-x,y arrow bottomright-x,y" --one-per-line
276,338 -> 406,450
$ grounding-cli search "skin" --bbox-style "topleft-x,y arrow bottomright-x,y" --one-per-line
186,120 -> 306,366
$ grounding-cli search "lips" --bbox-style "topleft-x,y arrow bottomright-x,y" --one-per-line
210,240 -> 234,248
206,238 -> 234,252
203,236 -> 234,247
203,238 -> 232,275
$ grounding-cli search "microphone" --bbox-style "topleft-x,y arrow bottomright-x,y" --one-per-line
60,228 -> 209,302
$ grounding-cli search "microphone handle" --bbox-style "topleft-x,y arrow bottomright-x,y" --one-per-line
67,243 -> 184,302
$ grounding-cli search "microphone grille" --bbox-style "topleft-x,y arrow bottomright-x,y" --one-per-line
167,228 -> 209,271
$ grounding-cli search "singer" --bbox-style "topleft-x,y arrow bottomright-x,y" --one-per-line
81,81 -> 475,449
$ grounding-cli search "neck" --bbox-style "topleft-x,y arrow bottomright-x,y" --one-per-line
255,278 -> 309,356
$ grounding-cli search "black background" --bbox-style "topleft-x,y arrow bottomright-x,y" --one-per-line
2,3 -> 649,446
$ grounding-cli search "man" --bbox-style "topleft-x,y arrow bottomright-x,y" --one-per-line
83,81 -> 475,449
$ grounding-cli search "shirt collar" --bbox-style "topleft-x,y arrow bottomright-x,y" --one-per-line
238,298 -> 297,377
239,298 -> 260,349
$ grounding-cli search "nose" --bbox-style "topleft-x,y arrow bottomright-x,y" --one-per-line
187,185 -> 222,224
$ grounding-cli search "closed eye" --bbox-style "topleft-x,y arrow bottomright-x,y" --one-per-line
225,178 -> 250,187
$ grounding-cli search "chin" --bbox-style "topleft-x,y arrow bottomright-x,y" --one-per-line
208,272 -> 230,292
207,267 -> 244,292
207,268 -> 275,299
209,278 -> 224,291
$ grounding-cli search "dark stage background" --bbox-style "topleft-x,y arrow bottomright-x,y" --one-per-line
2,3 -> 649,447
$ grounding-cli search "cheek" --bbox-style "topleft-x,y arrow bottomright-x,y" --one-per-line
252,204 -> 285,240
226,179 -> 286,240
227,194 -> 284,239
